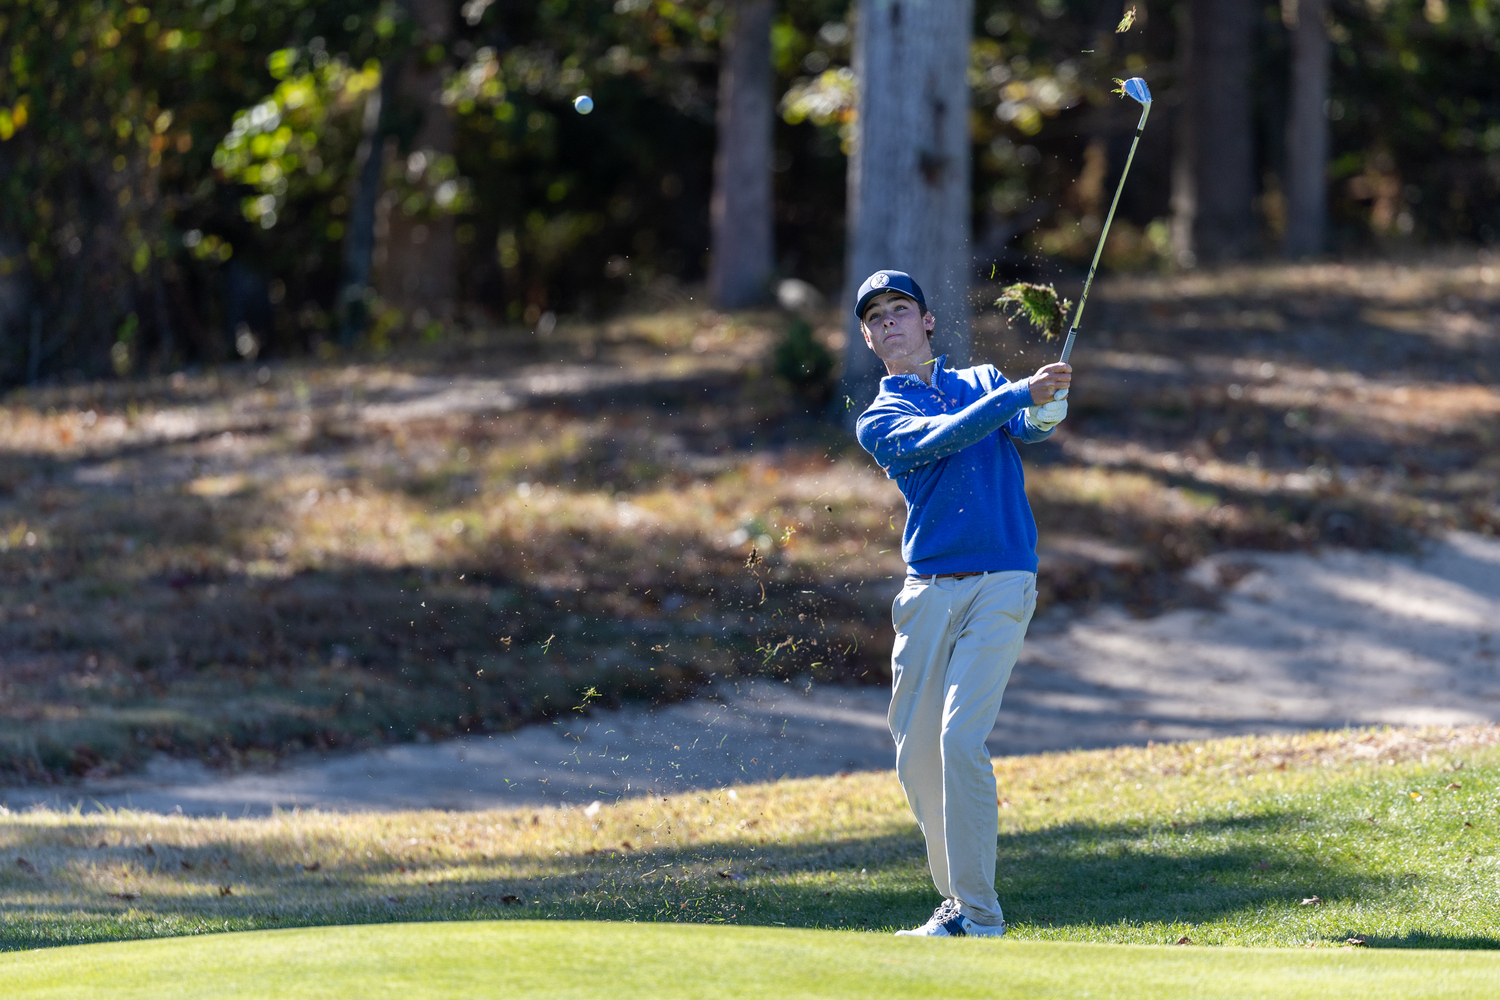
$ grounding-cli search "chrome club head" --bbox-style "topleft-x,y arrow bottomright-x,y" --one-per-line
1121,77 -> 1151,106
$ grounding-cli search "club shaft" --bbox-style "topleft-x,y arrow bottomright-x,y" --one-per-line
1059,101 -> 1151,365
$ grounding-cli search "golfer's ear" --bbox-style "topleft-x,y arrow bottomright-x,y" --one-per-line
923,311 -> 935,332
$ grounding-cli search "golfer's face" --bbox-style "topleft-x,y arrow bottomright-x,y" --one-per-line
861,293 -> 933,363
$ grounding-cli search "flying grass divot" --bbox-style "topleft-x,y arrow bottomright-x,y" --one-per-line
997,283 -> 1072,341
3,921 -> 1500,1000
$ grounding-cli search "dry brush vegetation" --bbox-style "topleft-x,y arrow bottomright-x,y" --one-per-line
0,258 -> 1497,783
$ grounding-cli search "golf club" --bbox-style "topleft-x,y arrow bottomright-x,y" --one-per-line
1055,76 -> 1152,401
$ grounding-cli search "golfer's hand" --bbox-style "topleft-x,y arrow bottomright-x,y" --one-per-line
1027,398 -> 1068,431
1028,362 -> 1072,404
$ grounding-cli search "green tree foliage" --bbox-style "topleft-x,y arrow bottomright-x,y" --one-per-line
213,52 -> 388,236
773,317 -> 834,403
2,1 -> 1498,384
443,0 -> 729,324
779,1 -> 1183,272
0,0 -> 408,380
1326,0 -> 1500,243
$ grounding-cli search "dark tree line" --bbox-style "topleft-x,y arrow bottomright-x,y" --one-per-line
0,0 -> 1496,387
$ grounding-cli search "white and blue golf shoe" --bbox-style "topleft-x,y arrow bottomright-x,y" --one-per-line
894,900 -> 1007,938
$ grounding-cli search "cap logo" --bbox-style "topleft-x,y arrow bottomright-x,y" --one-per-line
871,273 -> 889,287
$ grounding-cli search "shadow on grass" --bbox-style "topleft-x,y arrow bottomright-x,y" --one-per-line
7,808 -> 1494,950
1344,931 -> 1500,951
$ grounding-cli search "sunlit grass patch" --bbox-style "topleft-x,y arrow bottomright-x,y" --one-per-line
1,726 -> 1496,953
7,922 -> 1500,1000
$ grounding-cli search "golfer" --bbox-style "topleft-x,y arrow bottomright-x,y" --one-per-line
853,269 -> 1070,938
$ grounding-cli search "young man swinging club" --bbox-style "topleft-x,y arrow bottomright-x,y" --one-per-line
853,269 -> 1071,938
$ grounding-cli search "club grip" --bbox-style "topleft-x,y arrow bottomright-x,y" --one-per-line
1059,326 -> 1078,364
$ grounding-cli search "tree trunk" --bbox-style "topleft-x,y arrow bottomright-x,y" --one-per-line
839,0 -> 974,424
709,0 -> 775,310
339,69 -> 395,345
1171,0 -> 1257,266
376,0 -> 459,332
1168,2 -> 1197,268
0,234 -> 27,381
1282,0 -> 1329,259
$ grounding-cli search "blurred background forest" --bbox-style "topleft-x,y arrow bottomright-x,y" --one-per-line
1,0 -> 1498,379
1,1 -> 1499,781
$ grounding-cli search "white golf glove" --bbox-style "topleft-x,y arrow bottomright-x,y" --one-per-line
1027,397 -> 1068,431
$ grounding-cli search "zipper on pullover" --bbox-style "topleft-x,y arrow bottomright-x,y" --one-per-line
904,365 -> 956,409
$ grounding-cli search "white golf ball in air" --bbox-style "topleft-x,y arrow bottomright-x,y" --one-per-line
573,95 -> 594,115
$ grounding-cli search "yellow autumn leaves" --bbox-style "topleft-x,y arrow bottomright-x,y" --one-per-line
0,97 -> 29,141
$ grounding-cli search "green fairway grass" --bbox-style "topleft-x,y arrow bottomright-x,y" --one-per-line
2,920 -> 1499,1000
3,726 -> 1498,953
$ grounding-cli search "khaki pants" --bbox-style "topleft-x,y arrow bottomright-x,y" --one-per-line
888,570 -> 1036,926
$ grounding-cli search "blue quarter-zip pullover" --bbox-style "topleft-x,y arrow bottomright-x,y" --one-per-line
855,356 -> 1053,576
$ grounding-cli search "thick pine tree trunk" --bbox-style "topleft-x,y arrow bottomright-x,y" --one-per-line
839,0 -> 973,423
1282,0 -> 1329,258
1171,0 -> 1257,266
709,0 -> 775,310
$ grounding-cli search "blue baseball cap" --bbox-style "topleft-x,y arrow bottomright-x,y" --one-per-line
855,270 -> 927,322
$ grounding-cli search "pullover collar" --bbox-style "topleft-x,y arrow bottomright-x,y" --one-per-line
885,355 -> 948,392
